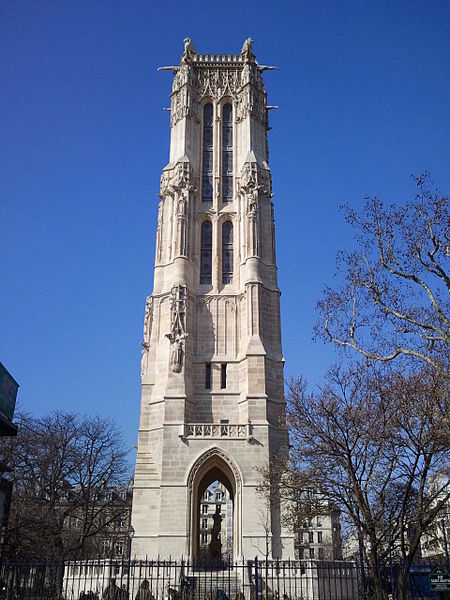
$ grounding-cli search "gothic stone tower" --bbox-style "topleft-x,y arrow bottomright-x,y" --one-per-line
131,38 -> 295,560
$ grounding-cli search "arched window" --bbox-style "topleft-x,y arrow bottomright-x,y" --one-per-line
222,104 -> 233,203
200,221 -> 212,284
202,104 -> 213,202
222,221 -> 233,284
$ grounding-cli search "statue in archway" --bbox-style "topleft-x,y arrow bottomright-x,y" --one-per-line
208,505 -> 223,561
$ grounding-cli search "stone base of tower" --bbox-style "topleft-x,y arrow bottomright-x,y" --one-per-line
131,424 -> 295,560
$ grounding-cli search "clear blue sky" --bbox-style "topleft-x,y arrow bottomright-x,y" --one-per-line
2,1 -> 449,458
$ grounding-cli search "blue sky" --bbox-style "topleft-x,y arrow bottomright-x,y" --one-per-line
1,1 -> 449,458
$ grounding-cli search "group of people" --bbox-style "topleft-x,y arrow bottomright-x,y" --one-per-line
95,580 -> 255,600
100,578 -> 155,600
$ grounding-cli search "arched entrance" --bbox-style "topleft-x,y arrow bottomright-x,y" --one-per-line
187,448 -> 242,561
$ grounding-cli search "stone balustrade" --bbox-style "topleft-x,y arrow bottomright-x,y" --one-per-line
193,54 -> 242,64
181,422 -> 252,440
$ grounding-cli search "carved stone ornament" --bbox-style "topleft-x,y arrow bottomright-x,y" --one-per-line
160,160 -> 194,198
187,447 -> 242,493
173,160 -> 193,191
197,68 -> 241,100
166,283 -> 188,372
240,161 -> 271,197
171,64 -> 199,126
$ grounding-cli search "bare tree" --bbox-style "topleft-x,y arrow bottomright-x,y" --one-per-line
261,365 -> 449,599
317,174 -> 449,375
0,412 -> 130,559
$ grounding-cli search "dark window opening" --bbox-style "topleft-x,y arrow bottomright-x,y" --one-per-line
200,220 -> 212,284
202,104 -> 213,202
220,364 -> 227,389
205,364 -> 211,389
222,104 -> 233,202
222,221 -> 233,284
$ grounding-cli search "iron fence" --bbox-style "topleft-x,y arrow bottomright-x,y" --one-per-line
0,557 -> 445,600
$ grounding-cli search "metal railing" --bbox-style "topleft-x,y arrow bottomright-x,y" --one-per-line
0,556 -> 445,600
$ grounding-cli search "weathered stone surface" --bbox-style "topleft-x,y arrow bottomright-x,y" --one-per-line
131,40 -> 295,560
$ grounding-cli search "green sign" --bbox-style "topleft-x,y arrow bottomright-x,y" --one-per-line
0,362 -> 19,421
429,567 -> 450,592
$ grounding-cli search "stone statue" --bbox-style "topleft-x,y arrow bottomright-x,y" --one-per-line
208,505 -> 223,560
248,189 -> 258,217
211,505 -> 223,539
170,339 -> 183,373
177,193 -> 186,217
241,38 -> 253,56
143,296 -> 152,348
182,38 -> 196,61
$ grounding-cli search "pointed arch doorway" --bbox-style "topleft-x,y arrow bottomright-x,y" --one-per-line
187,449 -> 242,562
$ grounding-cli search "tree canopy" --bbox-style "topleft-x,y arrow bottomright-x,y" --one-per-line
0,411 -> 131,559
317,174 -> 449,375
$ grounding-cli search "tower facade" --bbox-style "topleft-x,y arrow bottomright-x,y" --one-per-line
131,39 -> 294,560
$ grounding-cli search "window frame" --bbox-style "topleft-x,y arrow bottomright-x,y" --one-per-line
202,103 -> 214,202
200,220 -> 213,285
221,220 -> 233,285
221,103 -> 233,203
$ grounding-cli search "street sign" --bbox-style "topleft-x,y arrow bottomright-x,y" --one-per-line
429,567 -> 450,592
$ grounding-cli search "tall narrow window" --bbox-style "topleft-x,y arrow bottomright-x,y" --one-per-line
222,104 -> 233,202
202,104 -> 213,202
220,364 -> 227,389
222,221 -> 233,284
205,364 -> 211,389
200,221 -> 212,284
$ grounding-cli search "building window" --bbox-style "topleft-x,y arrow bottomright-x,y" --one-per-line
216,504 -> 221,513
200,221 -> 212,284
309,548 -> 315,559
309,532 -> 314,543
101,540 -> 109,555
202,504 -> 208,514
298,548 -> 304,560
205,363 -> 211,389
318,547 -> 324,560
202,518 -> 208,529
220,364 -> 227,389
317,531 -> 323,543
222,221 -> 233,284
222,103 -> 233,202
115,541 -> 123,556
216,492 -> 222,501
202,104 -> 213,202
201,533 -> 207,544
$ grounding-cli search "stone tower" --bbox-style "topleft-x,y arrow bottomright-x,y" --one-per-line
131,39 -> 294,560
